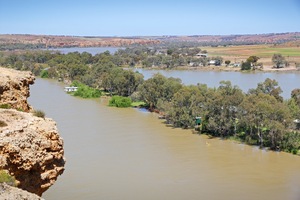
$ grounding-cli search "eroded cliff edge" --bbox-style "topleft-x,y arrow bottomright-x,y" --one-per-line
0,67 -> 65,196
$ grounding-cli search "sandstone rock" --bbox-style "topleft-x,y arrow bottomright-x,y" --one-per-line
0,183 -> 44,200
0,67 -> 35,112
0,67 -> 65,197
0,109 -> 65,196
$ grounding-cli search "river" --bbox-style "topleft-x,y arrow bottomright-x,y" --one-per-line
28,78 -> 300,200
136,69 -> 300,99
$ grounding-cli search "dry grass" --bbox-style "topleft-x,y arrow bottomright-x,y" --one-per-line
203,44 -> 300,67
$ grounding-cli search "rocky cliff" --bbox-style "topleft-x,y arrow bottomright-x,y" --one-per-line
0,67 -> 65,197
0,68 -> 35,112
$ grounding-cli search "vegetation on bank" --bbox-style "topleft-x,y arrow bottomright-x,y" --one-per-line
32,109 -> 45,118
0,170 -> 16,186
71,81 -> 101,98
0,104 -> 11,109
1,48 -> 300,154
109,96 -> 132,108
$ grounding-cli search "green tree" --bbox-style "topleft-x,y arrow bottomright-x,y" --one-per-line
166,85 -> 206,128
291,89 -> 300,107
241,61 -> 251,70
138,74 -> 182,109
272,54 -> 286,68
102,68 -> 143,96
246,56 -> 260,64
249,78 -> 283,102
239,93 -> 291,148
205,81 -> 244,136
225,60 -> 231,66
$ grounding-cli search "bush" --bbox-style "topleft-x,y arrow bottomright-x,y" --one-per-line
109,96 -> 132,108
71,81 -> 101,98
0,104 -> 11,109
0,170 -> 16,186
33,109 -> 45,118
40,70 -> 49,78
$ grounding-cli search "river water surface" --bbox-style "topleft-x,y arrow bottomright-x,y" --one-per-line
28,78 -> 300,200
137,69 -> 300,99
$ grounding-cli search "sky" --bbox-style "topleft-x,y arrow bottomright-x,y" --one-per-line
0,0 -> 300,36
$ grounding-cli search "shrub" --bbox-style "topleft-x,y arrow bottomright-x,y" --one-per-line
109,96 -> 132,108
0,120 -> 7,127
0,170 -> 16,186
0,104 -> 11,109
33,109 -> 45,118
71,81 -> 101,98
40,70 -> 49,78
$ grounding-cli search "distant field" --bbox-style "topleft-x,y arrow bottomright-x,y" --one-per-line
204,44 -> 300,66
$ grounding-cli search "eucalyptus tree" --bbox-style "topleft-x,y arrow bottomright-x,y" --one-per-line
102,68 -> 143,96
166,85 -> 206,128
138,73 -> 182,109
272,53 -> 287,68
248,78 -> 283,102
205,81 -> 244,136
239,93 -> 291,148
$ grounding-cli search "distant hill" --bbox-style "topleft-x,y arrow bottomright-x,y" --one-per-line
0,34 -> 160,50
156,32 -> 300,46
0,32 -> 300,50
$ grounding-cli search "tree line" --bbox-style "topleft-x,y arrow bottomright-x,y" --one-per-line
0,49 -> 299,154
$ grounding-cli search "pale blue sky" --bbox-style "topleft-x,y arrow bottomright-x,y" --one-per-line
0,0 -> 299,36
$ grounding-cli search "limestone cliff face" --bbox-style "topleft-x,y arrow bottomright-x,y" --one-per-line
0,67 -> 35,112
0,67 -> 65,196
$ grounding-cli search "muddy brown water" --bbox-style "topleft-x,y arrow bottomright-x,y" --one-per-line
28,78 -> 300,200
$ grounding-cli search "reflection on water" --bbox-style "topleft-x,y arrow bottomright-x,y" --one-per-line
136,107 -> 150,113
28,78 -> 300,200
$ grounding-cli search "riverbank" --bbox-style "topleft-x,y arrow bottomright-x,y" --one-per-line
135,64 -> 300,73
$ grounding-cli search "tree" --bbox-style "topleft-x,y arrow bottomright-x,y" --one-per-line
291,89 -> 300,107
239,93 -> 291,149
102,68 -> 143,96
246,56 -> 260,64
272,54 -> 286,68
225,60 -> 231,66
241,61 -> 251,70
166,85 -> 205,128
167,48 -> 174,55
246,55 -> 260,69
138,74 -> 182,109
204,81 -> 244,136
248,78 -> 283,102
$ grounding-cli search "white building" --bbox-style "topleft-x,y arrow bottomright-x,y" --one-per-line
64,86 -> 78,92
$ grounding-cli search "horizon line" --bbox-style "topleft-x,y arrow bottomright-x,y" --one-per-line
1,31 -> 300,38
